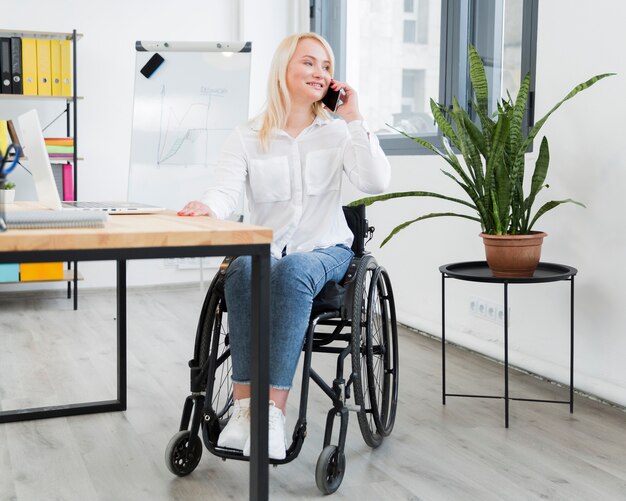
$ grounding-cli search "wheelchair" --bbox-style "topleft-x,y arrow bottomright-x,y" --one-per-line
165,205 -> 399,494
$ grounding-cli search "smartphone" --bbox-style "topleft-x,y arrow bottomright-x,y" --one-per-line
322,86 -> 342,112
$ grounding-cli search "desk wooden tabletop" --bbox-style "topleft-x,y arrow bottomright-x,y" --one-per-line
0,204 -> 272,252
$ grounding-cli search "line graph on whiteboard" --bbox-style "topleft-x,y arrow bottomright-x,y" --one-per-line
129,48 -> 250,209
156,85 -> 232,168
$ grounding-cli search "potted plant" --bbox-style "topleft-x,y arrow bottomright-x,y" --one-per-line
0,181 -> 16,205
352,46 -> 614,276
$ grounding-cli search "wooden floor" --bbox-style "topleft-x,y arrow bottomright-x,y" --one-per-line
1,284 -> 625,500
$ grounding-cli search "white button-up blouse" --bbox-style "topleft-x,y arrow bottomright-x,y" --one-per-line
201,116 -> 391,259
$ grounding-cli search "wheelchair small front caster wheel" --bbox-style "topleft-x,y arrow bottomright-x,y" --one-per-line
165,430 -> 203,476
315,445 -> 346,494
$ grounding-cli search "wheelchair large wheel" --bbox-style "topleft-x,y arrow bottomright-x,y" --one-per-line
195,274 -> 234,441
350,255 -> 384,448
365,267 -> 399,437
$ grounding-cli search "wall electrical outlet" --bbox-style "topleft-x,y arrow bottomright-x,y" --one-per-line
469,296 -> 509,325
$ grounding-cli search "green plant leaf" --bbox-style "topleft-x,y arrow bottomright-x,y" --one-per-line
529,137 -> 550,194
469,46 -> 489,116
349,190 -> 476,209
527,198 -> 586,231
451,98 -> 484,188
494,155 -> 511,230
439,136 -> 490,215
509,73 -> 530,158
461,108 -> 487,157
386,124 -> 447,157
521,136 -> 550,232
473,100 -> 495,152
380,212 -> 482,247
483,111 -> 510,231
430,99 -> 460,150
518,73 -> 616,158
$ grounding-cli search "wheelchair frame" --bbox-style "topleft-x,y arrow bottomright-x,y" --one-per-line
165,205 -> 399,494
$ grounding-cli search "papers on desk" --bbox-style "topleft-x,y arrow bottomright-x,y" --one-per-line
4,210 -> 108,229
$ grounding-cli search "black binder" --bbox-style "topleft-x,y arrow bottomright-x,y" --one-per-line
0,38 -> 12,94
10,37 -> 22,94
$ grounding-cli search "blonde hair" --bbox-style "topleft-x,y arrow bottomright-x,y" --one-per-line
258,32 -> 335,151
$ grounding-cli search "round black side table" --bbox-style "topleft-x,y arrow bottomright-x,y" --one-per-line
439,261 -> 578,427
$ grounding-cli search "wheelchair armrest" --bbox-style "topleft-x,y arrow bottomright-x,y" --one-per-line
340,256 -> 361,287
219,256 -> 235,275
211,256 -> 234,297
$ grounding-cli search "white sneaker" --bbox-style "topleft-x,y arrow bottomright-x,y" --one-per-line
243,400 -> 287,460
217,398 -> 250,450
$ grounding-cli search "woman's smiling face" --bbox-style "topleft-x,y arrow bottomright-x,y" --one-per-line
286,37 -> 332,106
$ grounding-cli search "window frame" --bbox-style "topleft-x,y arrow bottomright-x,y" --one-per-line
310,0 -> 538,156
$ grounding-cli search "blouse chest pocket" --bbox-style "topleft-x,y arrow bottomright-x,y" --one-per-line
305,148 -> 342,196
248,156 -> 291,203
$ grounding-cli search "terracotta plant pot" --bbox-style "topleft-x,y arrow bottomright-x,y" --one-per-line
480,232 -> 547,277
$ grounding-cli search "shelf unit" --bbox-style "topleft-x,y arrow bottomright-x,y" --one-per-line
0,28 -> 82,309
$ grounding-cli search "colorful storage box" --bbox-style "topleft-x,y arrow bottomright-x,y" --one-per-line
0,263 -> 20,282
20,262 -> 64,281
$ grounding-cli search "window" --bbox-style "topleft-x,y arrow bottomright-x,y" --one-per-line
403,1 -> 429,44
310,0 -> 538,155
403,20 -> 417,43
417,0 -> 430,44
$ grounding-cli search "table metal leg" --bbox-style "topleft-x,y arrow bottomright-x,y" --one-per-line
117,259 -> 127,410
504,282 -> 509,428
570,276 -> 575,413
249,251 -> 271,501
442,273 -> 446,405
73,261 -> 78,311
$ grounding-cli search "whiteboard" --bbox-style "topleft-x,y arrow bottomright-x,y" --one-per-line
128,41 -> 251,211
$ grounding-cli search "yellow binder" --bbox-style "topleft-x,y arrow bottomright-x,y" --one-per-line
36,39 -> 51,96
22,38 -> 38,95
60,39 -> 72,96
50,39 -> 62,96
0,120 -> 9,154
20,262 -> 64,282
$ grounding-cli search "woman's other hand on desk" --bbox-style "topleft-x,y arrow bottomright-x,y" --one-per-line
178,201 -> 216,217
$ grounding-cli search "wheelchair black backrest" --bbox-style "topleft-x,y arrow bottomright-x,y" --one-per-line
342,204 -> 369,256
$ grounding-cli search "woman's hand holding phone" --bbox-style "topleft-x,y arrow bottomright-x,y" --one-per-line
323,79 -> 363,122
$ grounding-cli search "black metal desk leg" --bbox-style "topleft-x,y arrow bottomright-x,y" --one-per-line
73,261 -> 78,310
504,282 -> 509,428
250,251 -> 271,501
116,260 -> 127,410
570,276 -> 575,413
442,273 -> 446,405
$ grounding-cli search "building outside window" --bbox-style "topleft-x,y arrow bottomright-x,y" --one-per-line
311,0 -> 538,155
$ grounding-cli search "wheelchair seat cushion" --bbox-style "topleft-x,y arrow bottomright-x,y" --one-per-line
311,280 -> 346,316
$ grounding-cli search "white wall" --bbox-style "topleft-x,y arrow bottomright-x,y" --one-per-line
4,1 -> 626,407
344,0 -> 626,407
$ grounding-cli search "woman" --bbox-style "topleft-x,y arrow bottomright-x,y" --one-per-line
178,32 -> 390,460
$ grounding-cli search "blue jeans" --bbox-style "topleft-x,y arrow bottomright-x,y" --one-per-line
224,244 -> 354,389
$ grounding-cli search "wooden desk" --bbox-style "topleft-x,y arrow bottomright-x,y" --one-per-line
0,208 -> 272,501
